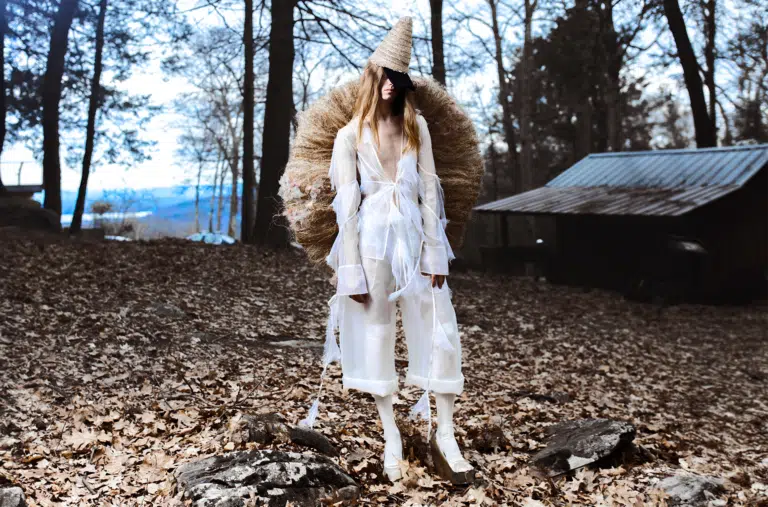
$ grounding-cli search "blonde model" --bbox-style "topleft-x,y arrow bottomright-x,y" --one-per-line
298,17 -> 476,485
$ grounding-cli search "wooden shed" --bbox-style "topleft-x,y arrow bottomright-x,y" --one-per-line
474,144 -> 768,302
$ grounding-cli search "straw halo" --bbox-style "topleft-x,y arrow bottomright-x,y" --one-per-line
278,77 -> 484,271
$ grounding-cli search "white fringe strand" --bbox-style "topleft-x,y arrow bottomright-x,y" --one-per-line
300,398 -> 320,428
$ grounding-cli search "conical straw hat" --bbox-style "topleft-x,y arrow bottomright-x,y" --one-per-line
369,17 -> 412,74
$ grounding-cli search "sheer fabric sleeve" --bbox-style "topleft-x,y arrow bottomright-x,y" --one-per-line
326,128 -> 368,296
417,115 -> 455,276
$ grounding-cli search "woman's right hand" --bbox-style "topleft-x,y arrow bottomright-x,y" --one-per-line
349,293 -> 370,304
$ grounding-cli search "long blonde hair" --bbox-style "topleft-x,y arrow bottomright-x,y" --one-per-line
354,62 -> 420,153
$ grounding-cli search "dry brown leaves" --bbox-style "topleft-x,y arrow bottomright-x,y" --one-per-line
0,235 -> 766,506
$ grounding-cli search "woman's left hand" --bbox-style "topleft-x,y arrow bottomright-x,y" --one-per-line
422,273 -> 446,289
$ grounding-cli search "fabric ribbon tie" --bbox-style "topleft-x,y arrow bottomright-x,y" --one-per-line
300,293 -> 341,428
386,195 -> 421,303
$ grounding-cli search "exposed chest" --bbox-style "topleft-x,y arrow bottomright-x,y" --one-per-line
375,123 -> 404,181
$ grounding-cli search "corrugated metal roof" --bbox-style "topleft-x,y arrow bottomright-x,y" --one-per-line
474,144 -> 768,216
473,185 -> 741,216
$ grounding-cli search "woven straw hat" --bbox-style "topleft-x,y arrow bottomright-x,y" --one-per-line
369,17 -> 413,74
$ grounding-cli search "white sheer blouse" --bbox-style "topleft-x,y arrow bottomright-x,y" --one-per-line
326,114 -> 455,301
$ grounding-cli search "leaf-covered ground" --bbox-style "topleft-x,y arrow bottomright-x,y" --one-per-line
1,234 -> 766,506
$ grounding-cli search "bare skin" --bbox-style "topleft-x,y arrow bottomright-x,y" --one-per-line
349,76 -> 445,306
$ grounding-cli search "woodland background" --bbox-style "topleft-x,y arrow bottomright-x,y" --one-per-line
0,0 -> 766,243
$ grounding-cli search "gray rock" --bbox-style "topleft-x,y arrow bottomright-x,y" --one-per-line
243,413 -> 337,456
0,487 -> 27,507
530,418 -> 636,476
289,426 -> 339,456
175,450 -> 358,507
659,473 -> 725,506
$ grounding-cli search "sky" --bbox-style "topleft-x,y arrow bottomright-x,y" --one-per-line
1,0 -> 684,193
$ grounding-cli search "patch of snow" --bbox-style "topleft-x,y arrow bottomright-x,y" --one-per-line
566,455 -> 594,470
186,232 -> 236,245
105,235 -> 132,241
61,210 -> 153,226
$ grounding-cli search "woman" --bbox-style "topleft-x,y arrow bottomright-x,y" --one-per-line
316,17 -> 475,484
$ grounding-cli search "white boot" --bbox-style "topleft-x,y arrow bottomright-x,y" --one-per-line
374,394 -> 403,481
432,393 -> 475,483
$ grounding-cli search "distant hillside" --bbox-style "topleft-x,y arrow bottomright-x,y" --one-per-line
55,185 -> 244,237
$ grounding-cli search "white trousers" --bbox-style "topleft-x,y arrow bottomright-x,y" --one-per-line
338,247 -> 465,397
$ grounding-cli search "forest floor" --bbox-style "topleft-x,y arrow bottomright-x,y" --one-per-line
1,233 -> 767,506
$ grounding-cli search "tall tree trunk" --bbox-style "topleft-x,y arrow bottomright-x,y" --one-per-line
241,0 -> 256,242
217,156 -> 225,232
663,0 -> 716,147
42,0 -> 78,216
519,0 -> 537,251
209,160 -> 217,233
601,0 -> 622,151
429,0 -> 446,87
488,0 -> 518,193
194,160 -> 202,233
71,0 -> 107,234
228,148 -> 239,238
0,0 -> 7,190
702,0 -> 716,135
488,139 -> 508,247
717,100 -> 731,145
253,0 -> 295,246
518,0 -> 536,193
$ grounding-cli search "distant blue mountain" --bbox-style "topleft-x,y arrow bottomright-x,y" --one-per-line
53,185 -> 246,236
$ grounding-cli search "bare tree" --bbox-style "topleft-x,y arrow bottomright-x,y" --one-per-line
241,0 -> 256,242
662,0 -> 716,147
222,99 -> 242,237
209,158 -> 219,233
727,0 -> 768,143
599,0 -> 621,152
182,128 -> 215,233
430,0 -> 446,86
42,0 -> 79,215
0,0 -> 7,190
488,0 -> 519,191
71,0 -> 108,234
700,0 -> 717,134
518,0 -> 537,193
253,0 -> 296,246
217,154 -> 226,231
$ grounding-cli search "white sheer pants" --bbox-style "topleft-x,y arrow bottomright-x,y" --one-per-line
338,244 -> 464,397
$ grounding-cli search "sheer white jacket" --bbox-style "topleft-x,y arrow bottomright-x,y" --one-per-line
326,114 -> 455,300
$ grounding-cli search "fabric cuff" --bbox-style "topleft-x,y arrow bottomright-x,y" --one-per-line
336,264 -> 368,295
405,372 -> 464,395
343,376 -> 398,397
420,244 -> 450,275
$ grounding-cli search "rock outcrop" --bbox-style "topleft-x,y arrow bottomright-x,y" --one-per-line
531,418 -> 636,476
175,450 -> 358,506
